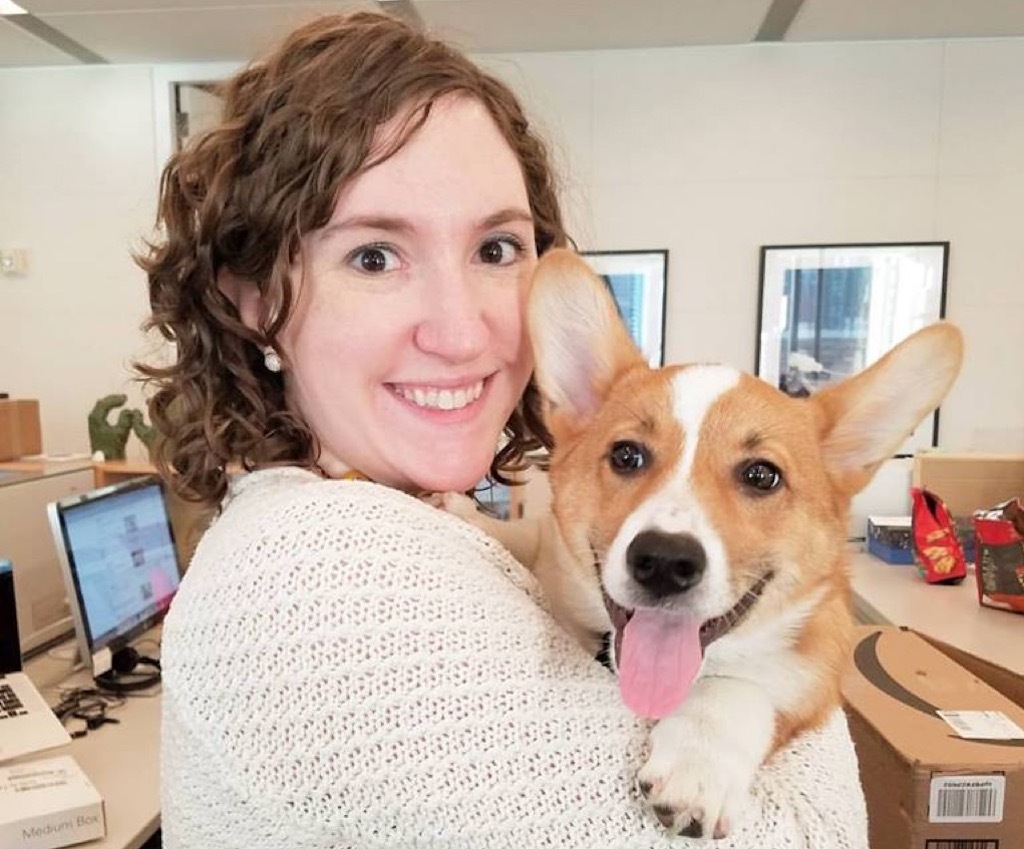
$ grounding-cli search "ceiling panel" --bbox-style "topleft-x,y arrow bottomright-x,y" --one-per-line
5,0 -> 1024,69
33,2 -> 372,64
789,0 -> 1024,42
416,0 -> 774,53
19,0 -> 349,11
0,16 -> 77,65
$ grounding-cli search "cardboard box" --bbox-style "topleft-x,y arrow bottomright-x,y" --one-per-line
922,635 -> 1024,709
867,516 -> 914,565
842,626 -> 1024,849
913,452 -> 1024,518
0,756 -> 105,849
0,398 -> 42,461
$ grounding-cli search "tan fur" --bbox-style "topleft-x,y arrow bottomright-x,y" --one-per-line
688,377 -> 856,753
446,249 -> 963,837
548,367 -> 685,562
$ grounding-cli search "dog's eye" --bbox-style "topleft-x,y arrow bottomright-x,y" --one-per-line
608,440 -> 649,475
740,460 -> 783,492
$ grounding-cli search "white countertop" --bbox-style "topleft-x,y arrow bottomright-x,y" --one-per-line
849,550 -> 1024,675
21,631 -> 162,849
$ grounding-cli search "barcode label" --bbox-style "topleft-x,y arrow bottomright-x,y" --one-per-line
937,710 -> 1024,740
929,775 -> 1005,822
925,841 -> 999,849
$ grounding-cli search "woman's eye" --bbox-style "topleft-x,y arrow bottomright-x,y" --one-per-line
608,440 -> 650,476
740,460 -> 783,493
349,245 -> 399,274
477,236 -> 522,266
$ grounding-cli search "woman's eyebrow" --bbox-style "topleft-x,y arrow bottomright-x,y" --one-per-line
317,207 -> 534,243
481,207 -> 534,229
319,215 -> 415,240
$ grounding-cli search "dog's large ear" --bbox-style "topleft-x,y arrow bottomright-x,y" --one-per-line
811,322 -> 963,497
528,249 -> 647,424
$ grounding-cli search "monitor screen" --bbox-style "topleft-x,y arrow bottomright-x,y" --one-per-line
48,477 -> 181,671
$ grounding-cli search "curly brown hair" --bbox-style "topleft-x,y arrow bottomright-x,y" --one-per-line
136,11 -> 565,507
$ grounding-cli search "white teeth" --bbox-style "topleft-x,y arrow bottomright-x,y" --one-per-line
398,380 -> 483,411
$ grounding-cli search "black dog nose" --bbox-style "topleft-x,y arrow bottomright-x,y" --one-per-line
626,530 -> 706,597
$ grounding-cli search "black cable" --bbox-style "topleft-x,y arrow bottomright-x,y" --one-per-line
52,686 -> 127,739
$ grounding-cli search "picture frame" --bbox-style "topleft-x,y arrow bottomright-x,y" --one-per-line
756,241 -> 949,450
581,250 -> 669,367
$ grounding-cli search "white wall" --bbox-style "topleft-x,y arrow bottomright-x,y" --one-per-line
482,37 -> 1024,459
0,65 -> 158,456
479,38 -> 1024,526
2,37 -> 1023,500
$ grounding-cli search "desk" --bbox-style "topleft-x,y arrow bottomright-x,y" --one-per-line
20,632 -> 162,849
92,460 -> 161,490
0,457 -> 155,491
850,549 -> 1024,676
0,457 -> 92,487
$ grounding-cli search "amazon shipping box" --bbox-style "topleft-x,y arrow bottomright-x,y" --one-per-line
842,626 -> 1024,849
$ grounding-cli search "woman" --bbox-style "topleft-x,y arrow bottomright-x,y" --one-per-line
139,11 -> 868,847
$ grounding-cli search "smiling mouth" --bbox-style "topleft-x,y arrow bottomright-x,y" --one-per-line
392,378 -> 485,411
602,570 -> 776,663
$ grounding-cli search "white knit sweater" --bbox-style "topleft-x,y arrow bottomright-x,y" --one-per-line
161,467 -> 868,848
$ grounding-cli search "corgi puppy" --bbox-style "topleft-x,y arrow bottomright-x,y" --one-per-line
441,248 -> 963,839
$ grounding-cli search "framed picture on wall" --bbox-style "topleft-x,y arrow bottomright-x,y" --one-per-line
581,250 -> 669,367
756,241 -> 949,450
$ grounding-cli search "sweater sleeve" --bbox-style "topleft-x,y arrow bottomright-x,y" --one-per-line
160,471 -> 867,849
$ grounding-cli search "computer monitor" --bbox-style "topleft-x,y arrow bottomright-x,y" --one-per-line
46,477 -> 182,678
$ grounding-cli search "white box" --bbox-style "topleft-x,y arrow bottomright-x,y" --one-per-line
0,756 -> 105,849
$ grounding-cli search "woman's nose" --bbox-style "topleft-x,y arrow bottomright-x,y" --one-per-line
414,266 -> 492,361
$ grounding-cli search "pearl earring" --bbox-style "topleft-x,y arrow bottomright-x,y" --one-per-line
263,346 -> 282,373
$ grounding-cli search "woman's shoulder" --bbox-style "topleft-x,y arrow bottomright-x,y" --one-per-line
176,466 -> 545,617
224,466 -> 428,519
212,466 -> 498,552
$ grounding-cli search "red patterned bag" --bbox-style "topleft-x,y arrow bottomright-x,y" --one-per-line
972,497 -> 1024,614
910,487 -> 967,584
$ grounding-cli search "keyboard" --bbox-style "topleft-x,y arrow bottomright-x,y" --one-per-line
0,682 -> 28,720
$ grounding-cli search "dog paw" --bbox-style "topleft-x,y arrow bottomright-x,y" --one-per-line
426,491 -> 481,522
637,721 -> 754,839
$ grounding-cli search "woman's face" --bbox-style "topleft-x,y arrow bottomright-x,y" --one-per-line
280,95 -> 537,492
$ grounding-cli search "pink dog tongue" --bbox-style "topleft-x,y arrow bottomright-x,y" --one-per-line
618,609 -> 703,719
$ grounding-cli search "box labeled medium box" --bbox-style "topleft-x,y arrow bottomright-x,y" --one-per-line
0,756 -> 105,849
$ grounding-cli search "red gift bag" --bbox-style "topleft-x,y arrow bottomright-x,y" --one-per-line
972,497 -> 1024,614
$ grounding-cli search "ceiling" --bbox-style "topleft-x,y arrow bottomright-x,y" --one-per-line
4,0 -> 1024,68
